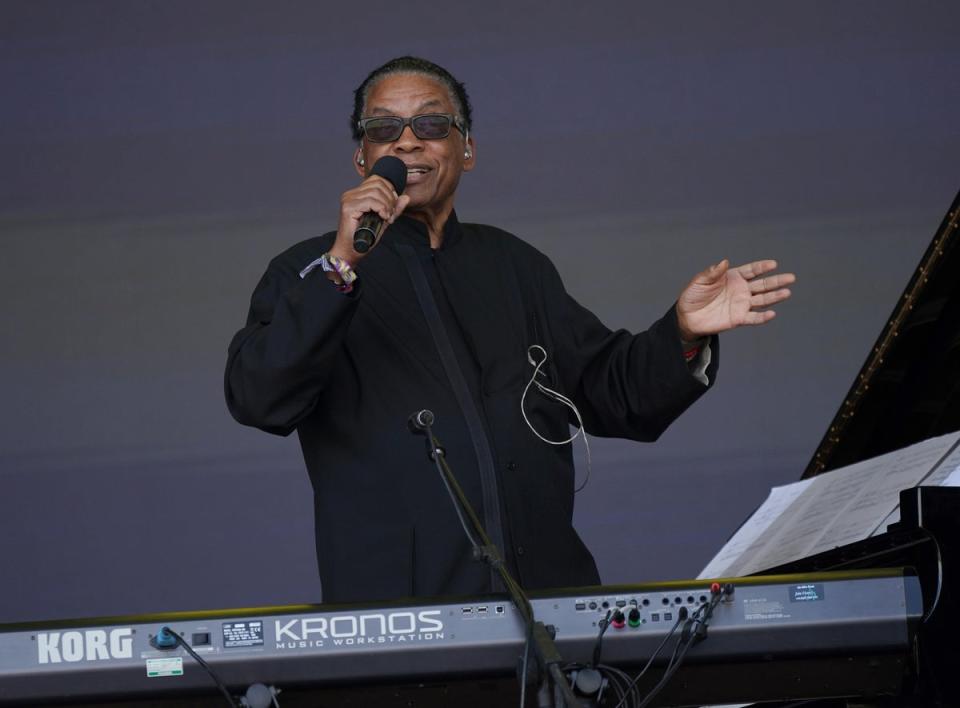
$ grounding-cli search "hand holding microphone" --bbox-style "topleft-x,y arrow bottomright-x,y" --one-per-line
330,156 -> 409,263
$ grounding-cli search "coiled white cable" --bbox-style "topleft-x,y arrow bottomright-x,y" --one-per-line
520,345 -> 592,492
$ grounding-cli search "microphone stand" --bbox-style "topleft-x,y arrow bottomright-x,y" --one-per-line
410,411 -> 580,708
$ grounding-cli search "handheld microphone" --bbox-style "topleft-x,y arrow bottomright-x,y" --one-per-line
353,156 -> 408,254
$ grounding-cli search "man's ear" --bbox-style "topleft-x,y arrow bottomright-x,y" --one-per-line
353,147 -> 367,178
463,134 -> 476,172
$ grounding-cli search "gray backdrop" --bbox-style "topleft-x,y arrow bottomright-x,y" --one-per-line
2,1 -> 958,623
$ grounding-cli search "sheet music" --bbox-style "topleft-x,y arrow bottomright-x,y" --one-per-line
805,437 -> 957,553
697,478 -> 813,579
863,435 -> 960,531
922,441 -> 960,486
700,431 -> 960,578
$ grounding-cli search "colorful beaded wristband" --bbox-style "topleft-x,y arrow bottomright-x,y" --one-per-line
320,253 -> 357,293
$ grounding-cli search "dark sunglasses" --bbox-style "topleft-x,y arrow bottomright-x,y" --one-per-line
357,113 -> 467,143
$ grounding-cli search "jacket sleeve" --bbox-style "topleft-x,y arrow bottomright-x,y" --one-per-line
538,257 -> 718,442
224,255 -> 361,436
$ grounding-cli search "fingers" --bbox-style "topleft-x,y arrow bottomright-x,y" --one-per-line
390,194 -> 411,223
683,257 -> 794,334
334,176 -> 408,260
744,266 -> 793,325
712,258 -> 729,274
748,271 -> 796,295
697,258 -> 729,283
750,287 -> 792,308
341,176 -> 401,223
744,263 -> 793,319
743,309 -> 777,326
735,261 -> 797,312
734,259 -> 779,280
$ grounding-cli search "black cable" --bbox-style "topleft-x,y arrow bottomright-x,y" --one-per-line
633,594 -> 723,708
591,609 -> 612,667
597,664 -> 640,706
634,629 -> 697,708
601,666 -> 627,707
162,627 -> 238,708
599,664 -> 637,708
637,608 -> 712,708
610,610 -> 686,708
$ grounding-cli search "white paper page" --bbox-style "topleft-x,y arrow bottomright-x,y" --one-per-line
940,464 -> 960,487
721,458 -> 881,576
923,440 -> 960,486
698,432 -> 960,578
805,432 -> 960,553
697,478 -> 814,579
868,433 -> 960,535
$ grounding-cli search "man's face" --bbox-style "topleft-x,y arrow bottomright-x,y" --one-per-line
355,73 -> 475,218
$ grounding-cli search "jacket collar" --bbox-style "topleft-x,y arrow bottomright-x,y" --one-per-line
385,211 -> 463,254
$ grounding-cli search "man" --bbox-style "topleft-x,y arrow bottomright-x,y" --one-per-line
225,57 -> 793,604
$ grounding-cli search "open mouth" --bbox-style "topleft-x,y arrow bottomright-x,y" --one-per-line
404,166 -> 432,186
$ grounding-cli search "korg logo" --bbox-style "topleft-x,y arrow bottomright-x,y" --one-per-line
37,628 -> 134,664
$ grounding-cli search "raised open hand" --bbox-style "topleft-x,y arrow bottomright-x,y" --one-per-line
676,259 -> 795,341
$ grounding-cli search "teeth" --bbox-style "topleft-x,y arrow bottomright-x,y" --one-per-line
407,168 -> 428,174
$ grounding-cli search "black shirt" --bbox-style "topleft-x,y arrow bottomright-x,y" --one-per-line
225,213 -> 716,603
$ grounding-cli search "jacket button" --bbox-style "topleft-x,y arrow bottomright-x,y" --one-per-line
516,546 -> 525,556
507,461 -> 518,471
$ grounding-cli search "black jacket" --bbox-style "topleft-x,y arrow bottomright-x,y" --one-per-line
225,214 -> 717,603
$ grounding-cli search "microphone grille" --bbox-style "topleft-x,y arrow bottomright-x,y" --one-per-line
371,155 -> 407,195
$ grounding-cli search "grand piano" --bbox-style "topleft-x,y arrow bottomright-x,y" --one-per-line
753,187 -> 960,707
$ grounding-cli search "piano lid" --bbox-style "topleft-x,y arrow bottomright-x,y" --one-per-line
804,189 -> 960,478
